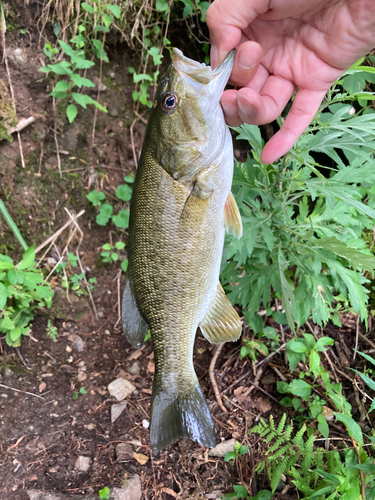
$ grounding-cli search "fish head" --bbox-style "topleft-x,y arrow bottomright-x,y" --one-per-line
149,48 -> 235,187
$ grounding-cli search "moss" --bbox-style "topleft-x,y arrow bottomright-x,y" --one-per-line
0,79 -> 17,142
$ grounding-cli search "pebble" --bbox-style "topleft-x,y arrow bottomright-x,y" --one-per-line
47,257 -> 57,266
206,491 -> 224,499
91,76 -> 107,92
3,368 -> 13,378
127,361 -> 140,376
115,442 -> 133,462
77,371 -> 87,382
74,455 -> 91,472
86,423 -> 96,430
66,346 -> 72,353
108,378 -> 136,401
108,106 -> 119,117
113,475 -> 142,500
142,419 -> 149,429
209,438 -> 236,458
108,70 -> 116,79
68,334 -> 85,352
261,375 -> 276,385
111,401 -> 127,423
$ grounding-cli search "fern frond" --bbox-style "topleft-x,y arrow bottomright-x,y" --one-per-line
255,461 -> 265,473
276,413 -> 287,435
284,423 -> 294,441
268,435 -> 287,454
271,458 -> 289,492
293,423 -> 307,448
267,444 -> 291,462
265,431 -> 277,444
270,415 -> 276,432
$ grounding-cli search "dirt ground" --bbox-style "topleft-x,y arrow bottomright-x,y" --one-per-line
0,3 -> 374,500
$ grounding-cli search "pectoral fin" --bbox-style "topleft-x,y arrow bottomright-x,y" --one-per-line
199,283 -> 242,343
122,278 -> 148,349
179,164 -> 219,231
224,192 -> 243,239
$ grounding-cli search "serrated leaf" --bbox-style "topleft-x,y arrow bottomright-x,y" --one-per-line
71,56 -> 95,69
317,236 -> 375,272
58,40 -> 76,57
71,73 -> 95,88
53,80 -> 70,92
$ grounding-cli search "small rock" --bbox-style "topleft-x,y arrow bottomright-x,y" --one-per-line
47,257 -> 57,266
209,438 -> 236,457
108,70 -> 116,79
127,361 -> 140,376
113,475 -> 142,500
115,442 -> 133,462
142,419 -> 149,429
68,333 -> 85,352
206,491 -> 223,499
111,401 -> 127,423
91,76 -> 107,92
77,371 -> 87,382
3,367 -> 13,378
224,399 -> 231,410
108,106 -> 119,117
75,455 -> 91,472
108,378 -> 136,401
66,345 -> 72,353
77,360 -> 85,367
7,47 -> 27,68
86,423 -> 96,430
261,375 -> 276,385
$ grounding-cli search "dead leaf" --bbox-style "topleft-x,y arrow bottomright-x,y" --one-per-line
128,345 -> 145,361
142,388 -> 152,395
30,475 -> 38,481
39,382 -> 46,393
234,386 -> 254,411
147,351 -> 154,360
254,397 -> 271,414
147,360 -> 155,373
133,452 -> 149,465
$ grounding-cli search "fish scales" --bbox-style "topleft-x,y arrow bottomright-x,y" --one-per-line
122,48 -> 243,453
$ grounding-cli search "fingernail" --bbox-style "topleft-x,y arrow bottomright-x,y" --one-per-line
238,93 -> 254,117
222,98 -> 237,116
211,46 -> 229,69
238,50 -> 258,70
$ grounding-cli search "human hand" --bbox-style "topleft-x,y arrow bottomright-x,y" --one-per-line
207,0 -> 375,164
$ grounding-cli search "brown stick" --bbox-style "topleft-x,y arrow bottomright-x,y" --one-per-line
209,344 -> 227,414
0,383 -> 44,399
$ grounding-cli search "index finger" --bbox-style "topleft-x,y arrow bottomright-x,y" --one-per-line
206,0 -> 269,67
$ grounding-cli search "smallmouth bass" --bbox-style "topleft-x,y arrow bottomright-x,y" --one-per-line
122,48 -> 243,453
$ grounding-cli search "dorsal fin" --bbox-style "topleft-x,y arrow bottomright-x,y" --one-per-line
199,283 -> 242,343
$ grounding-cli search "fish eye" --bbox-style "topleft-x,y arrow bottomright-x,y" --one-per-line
162,92 -> 178,113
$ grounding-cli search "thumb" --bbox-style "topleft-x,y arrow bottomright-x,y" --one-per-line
206,0 -> 268,67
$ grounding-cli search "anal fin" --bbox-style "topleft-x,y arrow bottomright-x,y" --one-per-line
199,283 -> 242,343
224,192 -> 243,239
122,278 -> 148,349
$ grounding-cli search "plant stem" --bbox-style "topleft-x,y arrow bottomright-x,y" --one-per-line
0,198 -> 29,251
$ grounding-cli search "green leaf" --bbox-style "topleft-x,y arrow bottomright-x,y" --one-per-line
80,387 -> 87,394
116,184 -> 132,202
124,174 -> 135,183
99,486 -> 110,500
66,104 -> 78,123
0,282 -> 7,309
121,259 -> 128,272
83,95 -> 107,112
111,252 -> 119,262
224,451 -> 237,461
106,4 -> 121,18
288,341 -> 307,353
52,80 -> 70,93
0,260 -> 14,270
278,250 -> 295,330
72,92 -> 87,108
87,190 -> 106,206
58,40 -> 76,57
334,413 -> 363,444
102,243 -> 112,251
18,246 -> 35,270
70,73 -> 95,88
315,336 -> 335,351
103,13 -> 114,27
155,0 -> 169,12
288,379 -> 312,400
317,236 -> 375,272
115,242 -> 125,250
317,413 -> 329,438
96,204 -> 113,226
92,39 -> 108,62
232,485 -> 248,498
71,56 -> 95,69
112,209 -> 130,228
48,61 -> 72,75
81,2 -> 95,13
309,350 -> 321,379
0,316 -> 15,331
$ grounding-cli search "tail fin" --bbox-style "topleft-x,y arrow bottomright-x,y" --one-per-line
150,384 -> 216,454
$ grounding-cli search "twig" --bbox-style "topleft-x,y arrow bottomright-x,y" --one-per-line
354,315 -> 360,362
351,436 -> 365,500
15,347 -> 32,371
8,116 -> 36,134
0,383 -> 44,399
209,344 -> 227,414
254,342 -> 287,370
35,209 -> 85,255
358,331 -> 375,351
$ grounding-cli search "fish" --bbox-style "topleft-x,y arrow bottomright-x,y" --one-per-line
122,48 -> 243,454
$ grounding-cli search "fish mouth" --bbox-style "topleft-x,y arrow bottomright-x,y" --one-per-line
172,48 -> 235,99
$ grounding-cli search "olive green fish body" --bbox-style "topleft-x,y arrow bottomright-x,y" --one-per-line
122,49 -> 243,453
